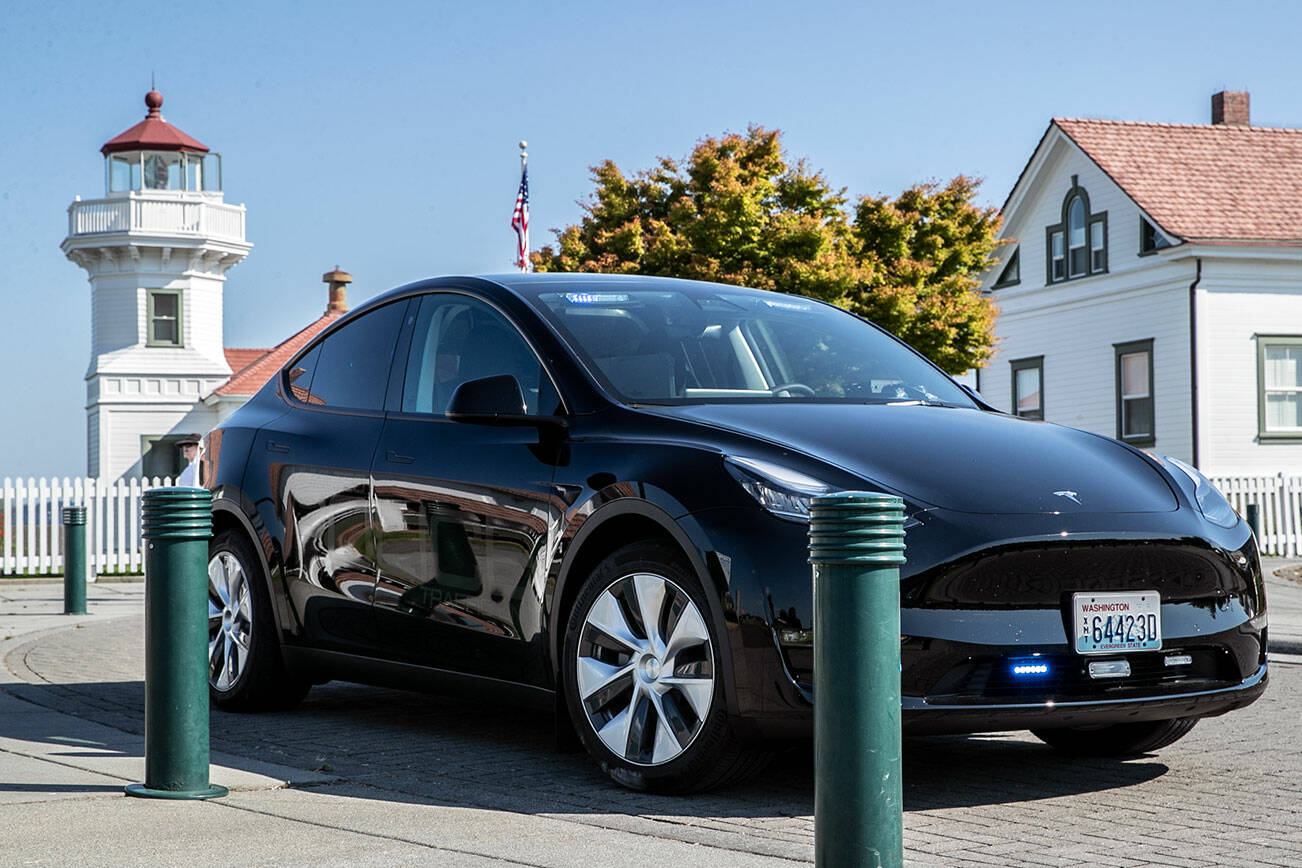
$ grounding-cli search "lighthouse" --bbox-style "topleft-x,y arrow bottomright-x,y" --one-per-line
61,89 -> 253,480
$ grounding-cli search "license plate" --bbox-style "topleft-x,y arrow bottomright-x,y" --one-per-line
1072,591 -> 1161,655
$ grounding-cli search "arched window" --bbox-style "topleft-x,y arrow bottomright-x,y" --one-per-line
1068,197 -> 1086,276
1046,176 -> 1107,283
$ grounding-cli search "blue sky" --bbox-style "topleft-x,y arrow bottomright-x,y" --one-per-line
3,0 -> 1301,477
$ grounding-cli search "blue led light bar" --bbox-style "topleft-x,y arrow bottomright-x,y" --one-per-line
1011,662 -> 1049,676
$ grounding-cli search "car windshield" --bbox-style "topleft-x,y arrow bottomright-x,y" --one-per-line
532,287 -> 975,406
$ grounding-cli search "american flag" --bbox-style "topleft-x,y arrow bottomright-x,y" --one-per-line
511,165 -> 531,272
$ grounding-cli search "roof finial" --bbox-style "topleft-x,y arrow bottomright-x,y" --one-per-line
144,85 -> 163,118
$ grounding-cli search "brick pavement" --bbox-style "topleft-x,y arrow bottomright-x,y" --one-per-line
5,572 -> 1302,866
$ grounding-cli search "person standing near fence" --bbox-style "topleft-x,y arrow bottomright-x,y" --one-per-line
175,434 -> 201,487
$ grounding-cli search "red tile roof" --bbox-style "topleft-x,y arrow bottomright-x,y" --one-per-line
1055,117 -> 1302,245
223,347 -> 270,376
213,313 -> 342,397
101,91 -> 210,156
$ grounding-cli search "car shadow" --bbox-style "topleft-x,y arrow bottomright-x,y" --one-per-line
0,678 -> 1168,817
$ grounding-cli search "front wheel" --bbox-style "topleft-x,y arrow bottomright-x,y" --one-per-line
562,541 -> 768,793
208,529 -> 310,712
1031,717 -> 1198,757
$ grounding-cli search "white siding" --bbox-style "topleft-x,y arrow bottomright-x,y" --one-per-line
980,135 -> 1195,461
984,275 -> 1193,461
1198,259 -> 1302,474
87,407 -> 100,477
100,406 -> 222,480
89,280 -> 141,360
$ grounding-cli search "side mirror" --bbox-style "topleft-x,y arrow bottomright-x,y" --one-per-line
445,375 -> 571,430
446,374 -> 526,420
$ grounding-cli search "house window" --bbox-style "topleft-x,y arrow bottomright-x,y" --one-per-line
147,290 -> 182,347
993,247 -> 1020,288
1046,176 -> 1107,284
1115,339 -> 1154,445
1010,356 -> 1043,420
1139,218 -> 1172,255
1068,198 -> 1087,277
1258,336 -> 1302,439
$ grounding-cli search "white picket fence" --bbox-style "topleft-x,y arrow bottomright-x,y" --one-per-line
2,472 -> 1300,576
1208,473 -> 1302,557
1,476 -> 175,577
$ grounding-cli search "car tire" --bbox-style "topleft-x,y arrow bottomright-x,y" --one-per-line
208,529 -> 310,712
1030,716 -> 1198,757
562,541 -> 769,793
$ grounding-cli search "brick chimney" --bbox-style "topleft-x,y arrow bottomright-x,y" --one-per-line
322,267 -> 351,314
1211,91 -> 1250,126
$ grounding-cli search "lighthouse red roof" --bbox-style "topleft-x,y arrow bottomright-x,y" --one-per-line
100,90 -> 210,156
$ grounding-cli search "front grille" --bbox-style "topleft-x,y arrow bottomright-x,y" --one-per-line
902,540 -> 1249,608
925,645 -> 1241,705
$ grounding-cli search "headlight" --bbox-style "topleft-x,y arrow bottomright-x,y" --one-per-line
1154,454 -> 1239,529
724,456 -> 834,521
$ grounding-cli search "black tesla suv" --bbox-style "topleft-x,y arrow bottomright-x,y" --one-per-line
202,273 -> 1266,793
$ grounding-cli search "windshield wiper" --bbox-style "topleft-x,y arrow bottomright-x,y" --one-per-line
886,399 -> 959,408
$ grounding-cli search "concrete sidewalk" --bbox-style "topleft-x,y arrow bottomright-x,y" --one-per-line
4,562 -> 1302,867
0,582 -> 802,867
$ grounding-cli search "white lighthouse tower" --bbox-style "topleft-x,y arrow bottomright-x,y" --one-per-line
61,89 -> 252,480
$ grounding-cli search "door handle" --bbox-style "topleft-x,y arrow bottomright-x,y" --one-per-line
386,450 -> 415,465
266,440 -> 291,454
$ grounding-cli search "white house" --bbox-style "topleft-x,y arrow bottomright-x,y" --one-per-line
978,91 -> 1302,476
61,90 -> 350,481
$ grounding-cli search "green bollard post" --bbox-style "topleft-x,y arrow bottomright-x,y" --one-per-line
61,507 -> 87,616
809,491 -> 907,868
1246,503 -> 1260,541
125,487 -> 227,800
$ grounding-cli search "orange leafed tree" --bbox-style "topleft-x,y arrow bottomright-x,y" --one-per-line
533,125 -> 1004,374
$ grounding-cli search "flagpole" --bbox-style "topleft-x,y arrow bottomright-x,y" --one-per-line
513,140 -> 531,273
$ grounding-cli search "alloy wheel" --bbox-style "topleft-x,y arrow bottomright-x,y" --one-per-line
208,551 -> 252,692
575,573 -> 715,766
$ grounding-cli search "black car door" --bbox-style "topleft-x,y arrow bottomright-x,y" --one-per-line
250,299 -> 410,656
370,291 -> 565,687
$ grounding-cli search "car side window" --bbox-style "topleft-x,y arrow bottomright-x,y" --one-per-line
292,301 -> 407,411
401,294 -> 557,416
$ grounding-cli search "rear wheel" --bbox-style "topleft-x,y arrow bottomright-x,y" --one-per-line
208,529 -> 310,712
562,541 -> 769,793
1031,717 -> 1198,756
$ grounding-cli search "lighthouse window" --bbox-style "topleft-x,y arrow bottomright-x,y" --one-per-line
144,153 -> 182,190
104,151 -> 221,192
147,290 -> 183,347
109,156 -> 132,192
201,153 -> 221,191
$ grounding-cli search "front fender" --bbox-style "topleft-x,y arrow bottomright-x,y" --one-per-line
545,493 -> 745,716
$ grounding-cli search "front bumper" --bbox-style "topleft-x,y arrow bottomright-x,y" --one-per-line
901,660 -> 1267,734
688,505 -> 1268,741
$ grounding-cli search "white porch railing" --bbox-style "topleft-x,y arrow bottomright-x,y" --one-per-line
67,195 -> 246,243
1,476 -> 175,577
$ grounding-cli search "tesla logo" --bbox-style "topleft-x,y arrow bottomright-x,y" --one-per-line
1053,490 -> 1082,505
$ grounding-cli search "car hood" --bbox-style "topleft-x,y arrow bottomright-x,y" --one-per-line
642,403 -> 1179,515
